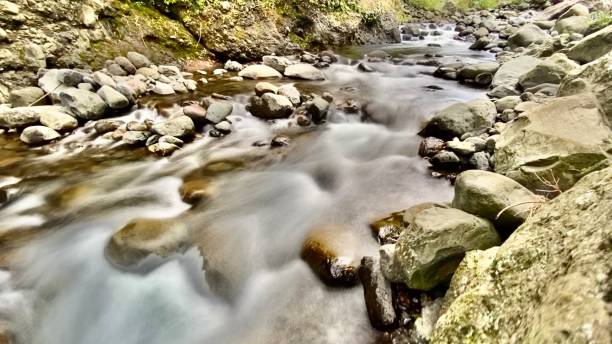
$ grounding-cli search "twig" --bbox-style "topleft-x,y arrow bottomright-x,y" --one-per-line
28,83 -> 62,107
495,200 -> 546,220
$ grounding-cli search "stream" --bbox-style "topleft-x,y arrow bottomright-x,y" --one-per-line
0,25 -> 494,344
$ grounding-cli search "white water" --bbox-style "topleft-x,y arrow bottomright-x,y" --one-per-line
0,33 -> 493,344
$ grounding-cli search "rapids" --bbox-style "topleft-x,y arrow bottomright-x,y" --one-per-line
0,26 -> 494,344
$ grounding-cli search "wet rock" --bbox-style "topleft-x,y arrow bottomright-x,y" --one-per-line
182,104 -> 207,125
419,137 -> 446,157
19,125 -> 61,145
95,119 -> 123,134
566,25 -> 612,63
148,142 -> 180,156
262,55 -> 293,73
254,82 -> 278,96
206,101 -> 233,124
357,62 -> 375,73
39,110 -> 78,132
271,135 -> 290,147
423,99 -> 496,139
247,93 -> 294,119
393,207 -> 500,290
433,167 -> 612,343
495,93 -> 612,192
152,116 -> 195,138
305,96 -> 330,123
9,87 -> 45,107
179,179 -> 215,205
518,53 -> 578,90
508,24 -> 550,48
238,65 -> 282,79
97,85 -> 130,110
277,84 -> 301,106
453,170 -> 541,234
59,88 -> 108,120
105,218 -> 190,268
126,121 -> 148,131
126,52 -> 151,69
301,224 -> 359,286
431,150 -> 461,169
122,130 -> 151,145
370,211 -> 405,245
224,60 -> 243,71
152,81 -> 175,95
458,62 -> 499,81
359,256 -> 396,329
284,64 -> 325,80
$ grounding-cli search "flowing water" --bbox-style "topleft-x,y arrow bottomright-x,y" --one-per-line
0,26 -> 493,344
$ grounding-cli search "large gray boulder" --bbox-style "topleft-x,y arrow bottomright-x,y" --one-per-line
559,52 -> 612,122
458,62 -> 500,80
433,166 -> 612,343
494,93 -> 612,192
393,207 -> 500,290
284,64 -> 325,80
423,99 -> 496,139
508,24 -> 550,48
566,25 -> 612,64
60,88 -> 108,120
151,116 -> 195,137
491,56 -> 541,90
247,93 -> 294,119
558,3 -> 589,20
19,126 -> 61,145
452,170 -> 541,234
554,15 -> 590,35
238,65 -> 282,79
518,53 -> 579,90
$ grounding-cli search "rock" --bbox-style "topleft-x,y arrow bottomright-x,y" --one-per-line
158,65 -> 181,78
148,142 -> 180,156
514,101 -> 539,113
559,52 -> 612,121
105,218 -> 190,267
358,63 -> 375,73
92,71 -> 116,88
247,93 -> 294,119
95,119 -> 124,134
419,137 -> 446,157
215,121 -> 232,134
136,67 -> 159,79
97,85 -> 129,110
122,131 -> 151,145
301,224 -> 359,286
495,94 -> 612,192
447,139 -> 476,156
39,109 -> 78,132
468,151 -> 490,171
59,88 -> 108,120
152,116 -> 194,138
152,82 -> 175,95
566,25 -> 612,63
393,207 -> 500,290
0,27 -> 7,42
24,43 -> 46,68
179,179 -> 215,205
359,256 -> 396,329
452,170 -> 542,234
80,4 -> 97,27
261,55 -> 293,73
126,121 -> 148,131
533,20 -> 556,30
182,104 -> 207,124
474,27 -> 489,38
115,56 -> 137,75
57,69 -> 84,87
525,83 -> 559,97
238,65 -> 282,79
464,136 -> 486,152
492,56 -> 541,90
458,62 -> 500,81
558,3 -> 589,20
126,52 -> 151,69
9,87 -> 44,107
508,24 -> 550,48
107,63 -> 127,77
38,69 -> 71,103
206,102 -> 233,124
487,85 -> 521,99
224,60 -> 243,71
305,96 -> 330,123
284,64 -> 325,81
19,126 -> 61,145
277,84 -> 301,106
554,15 -> 590,34
431,150 -> 462,169
370,211 -> 405,245
423,99 -> 496,139
432,167 -> 612,343
518,53 -> 579,90
494,96 -> 522,113
379,244 -> 401,282
366,50 -> 390,59
254,82 -> 278,96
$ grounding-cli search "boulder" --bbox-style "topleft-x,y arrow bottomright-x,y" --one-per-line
558,3 -> 589,20
452,170 -> 542,234
97,85 -> 130,109
494,96 -> 522,113
247,93 -> 294,119
284,64 -> 325,81
148,142 -> 180,156
92,71 -> 116,88
238,65 -> 282,79
206,101 -> 233,124
224,60 -> 243,71
508,24 -> 550,48
494,94 -> 612,192
57,70 -> 84,87
566,25 -> 612,63
95,119 -> 124,134
182,104 -> 207,125
59,88 -> 108,120
126,52 -> 151,69
151,116 -> 195,137
0,106 -> 43,129
492,56 -> 541,89
9,87 -> 45,107
422,99 -> 496,139
262,55 -> 293,73
122,131 -> 151,145
114,56 -> 137,75
393,207 -> 500,290
518,53 -> 579,90
152,82 -> 175,95
105,218 -> 190,267
19,126 -> 61,145
554,15 -> 590,34
277,84 -> 301,106
359,256 -> 396,329
38,69 -> 71,103
559,52 -> 612,121
432,166 -> 612,343
254,82 -> 278,96
458,62 -> 500,81
39,109 -> 78,132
